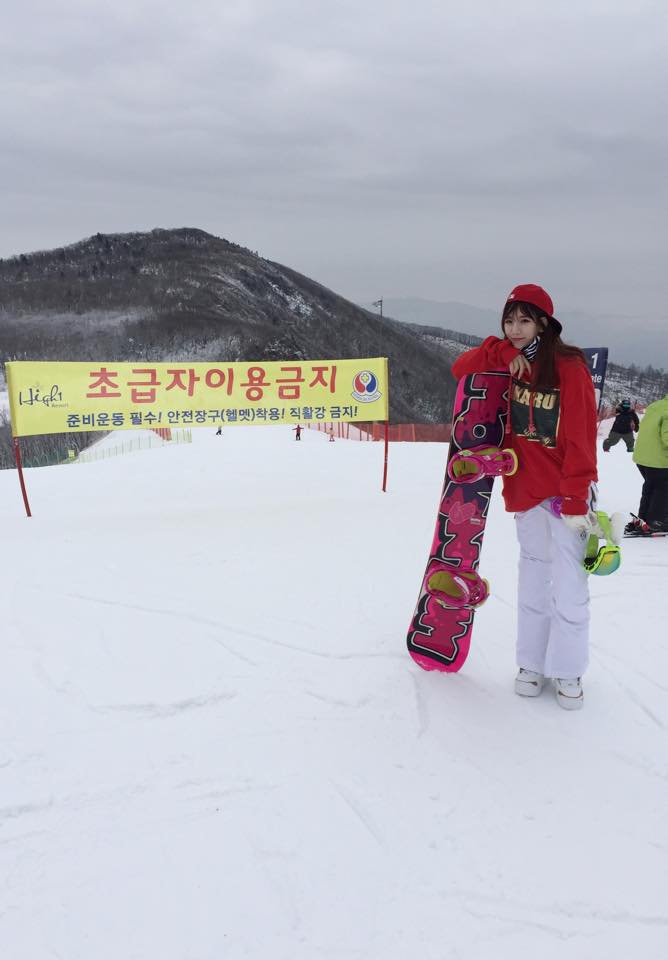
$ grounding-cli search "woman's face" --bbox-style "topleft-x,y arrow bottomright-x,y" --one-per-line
503,308 -> 541,350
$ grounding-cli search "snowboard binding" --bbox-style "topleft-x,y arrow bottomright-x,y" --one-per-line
624,513 -> 667,537
447,446 -> 518,485
426,566 -> 490,610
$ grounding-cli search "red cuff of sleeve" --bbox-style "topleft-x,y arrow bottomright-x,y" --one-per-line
560,497 -> 588,516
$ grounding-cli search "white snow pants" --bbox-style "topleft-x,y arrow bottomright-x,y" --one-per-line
515,503 -> 590,679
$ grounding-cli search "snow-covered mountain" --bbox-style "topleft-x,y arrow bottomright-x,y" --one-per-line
0,229 -> 458,424
1,230 -> 665,447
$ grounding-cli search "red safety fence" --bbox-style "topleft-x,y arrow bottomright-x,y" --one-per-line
308,422 -> 452,442
357,423 -> 452,442
309,407 -> 646,441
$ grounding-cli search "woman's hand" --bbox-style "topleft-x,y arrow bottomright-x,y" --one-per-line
509,354 -> 532,379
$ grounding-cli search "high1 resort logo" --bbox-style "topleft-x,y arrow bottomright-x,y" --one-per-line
351,370 -> 382,403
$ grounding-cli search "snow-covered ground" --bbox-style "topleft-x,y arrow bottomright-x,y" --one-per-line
1,423 -> 666,959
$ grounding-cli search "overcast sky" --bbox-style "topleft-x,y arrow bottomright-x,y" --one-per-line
2,0 -> 667,334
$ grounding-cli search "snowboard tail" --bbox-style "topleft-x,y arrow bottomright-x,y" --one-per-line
407,372 -> 509,672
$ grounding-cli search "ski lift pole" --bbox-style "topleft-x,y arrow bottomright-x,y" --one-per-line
373,298 -> 383,355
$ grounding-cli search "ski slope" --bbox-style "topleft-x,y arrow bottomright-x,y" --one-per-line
1,424 -> 666,959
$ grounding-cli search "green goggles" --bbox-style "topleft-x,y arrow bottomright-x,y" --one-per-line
584,511 -> 622,576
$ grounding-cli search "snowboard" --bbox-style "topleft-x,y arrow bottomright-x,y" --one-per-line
623,531 -> 668,539
407,371 -> 508,672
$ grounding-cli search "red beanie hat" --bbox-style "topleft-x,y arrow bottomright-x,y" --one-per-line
505,284 -> 562,335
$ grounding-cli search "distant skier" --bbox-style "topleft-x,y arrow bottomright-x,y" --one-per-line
602,398 -> 639,452
625,392 -> 668,535
215,426 -> 222,436
452,284 -> 597,710
293,424 -> 302,441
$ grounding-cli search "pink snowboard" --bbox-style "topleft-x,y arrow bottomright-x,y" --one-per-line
407,372 -> 508,672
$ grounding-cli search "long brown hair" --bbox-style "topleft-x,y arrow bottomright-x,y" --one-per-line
501,301 -> 586,390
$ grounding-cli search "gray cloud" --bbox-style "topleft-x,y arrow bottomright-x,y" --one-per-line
1,0 -> 666,357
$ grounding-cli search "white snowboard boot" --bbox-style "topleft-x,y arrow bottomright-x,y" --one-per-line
514,668 -> 545,697
554,677 -> 584,710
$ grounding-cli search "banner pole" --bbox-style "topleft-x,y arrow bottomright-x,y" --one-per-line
382,420 -> 389,492
13,438 -> 32,517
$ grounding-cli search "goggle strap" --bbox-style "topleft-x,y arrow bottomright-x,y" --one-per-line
595,510 -> 614,546
585,533 -> 599,561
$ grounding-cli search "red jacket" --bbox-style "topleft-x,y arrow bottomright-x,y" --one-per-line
451,336 -> 598,515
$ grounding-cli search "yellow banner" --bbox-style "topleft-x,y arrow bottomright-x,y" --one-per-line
6,359 -> 389,437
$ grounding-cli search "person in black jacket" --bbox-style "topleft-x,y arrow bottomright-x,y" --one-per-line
603,398 -> 640,452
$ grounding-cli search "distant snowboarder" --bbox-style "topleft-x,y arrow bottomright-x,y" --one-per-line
602,399 -> 639,452
215,426 -> 222,436
293,424 -> 302,441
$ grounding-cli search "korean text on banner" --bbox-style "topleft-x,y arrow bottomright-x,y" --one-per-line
6,359 -> 390,437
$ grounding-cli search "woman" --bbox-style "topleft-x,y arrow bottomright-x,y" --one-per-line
451,284 -> 598,710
